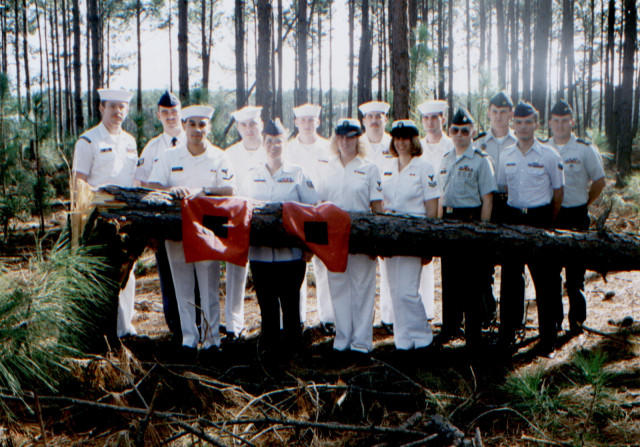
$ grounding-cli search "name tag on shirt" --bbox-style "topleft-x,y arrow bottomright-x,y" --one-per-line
171,166 -> 183,172
278,177 -> 294,183
100,147 -> 113,153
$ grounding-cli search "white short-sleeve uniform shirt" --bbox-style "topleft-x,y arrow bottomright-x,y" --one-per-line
225,141 -> 267,196
72,122 -> 137,187
497,140 -> 564,209
419,134 -> 454,178
247,162 -> 319,262
549,134 -> 605,207
148,142 -> 235,192
381,156 -> 440,216
135,131 -> 186,183
284,135 -> 329,186
317,155 -> 383,212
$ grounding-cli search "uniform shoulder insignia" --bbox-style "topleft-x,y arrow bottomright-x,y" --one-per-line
576,138 -> 592,145
79,135 -> 92,143
473,131 -> 486,141
443,149 -> 454,157
475,147 -> 488,157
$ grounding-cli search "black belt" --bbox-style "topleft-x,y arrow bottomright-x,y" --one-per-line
443,206 -> 482,221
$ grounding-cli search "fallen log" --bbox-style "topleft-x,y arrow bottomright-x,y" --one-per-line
71,185 -> 640,349
89,185 -> 640,273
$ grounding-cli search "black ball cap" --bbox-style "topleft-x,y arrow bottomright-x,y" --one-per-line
335,118 -> 363,137
158,90 -> 180,108
390,119 -> 419,138
489,91 -> 514,108
263,118 -> 285,136
550,99 -> 572,116
451,107 -> 475,125
514,101 -> 537,118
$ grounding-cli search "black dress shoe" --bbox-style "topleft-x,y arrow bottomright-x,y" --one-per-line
320,322 -> 336,335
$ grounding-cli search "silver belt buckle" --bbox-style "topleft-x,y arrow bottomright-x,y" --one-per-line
446,207 -> 453,214
521,208 -> 528,214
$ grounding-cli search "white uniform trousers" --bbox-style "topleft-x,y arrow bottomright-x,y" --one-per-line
419,262 -> 435,319
379,258 -> 393,324
384,256 -> 433,349
312,256 -> 335,323
166,241 -> 221,348
116,269 -> 137,337
328,254 -> 376,353
299,265 -> 308,323
225,262 -> 247,335
380,260 -> 435,324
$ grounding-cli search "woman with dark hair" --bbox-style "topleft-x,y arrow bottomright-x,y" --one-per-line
381,119 -> 440,350
246,118 -> 318,360
317,118 -> 383,357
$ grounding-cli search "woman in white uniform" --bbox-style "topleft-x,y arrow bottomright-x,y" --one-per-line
246,119 -> 319,360
148,106 -> 235,356
381,120 -> 440,350
317,118 -> 383,355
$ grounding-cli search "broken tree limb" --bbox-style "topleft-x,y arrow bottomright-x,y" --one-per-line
90,185 -> 640,273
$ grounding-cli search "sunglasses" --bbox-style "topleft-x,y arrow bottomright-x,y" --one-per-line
449,126 -> 472,136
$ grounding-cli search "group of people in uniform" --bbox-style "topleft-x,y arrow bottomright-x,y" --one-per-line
71,87 -> 605,362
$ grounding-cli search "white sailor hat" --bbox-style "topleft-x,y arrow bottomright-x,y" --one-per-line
181,105 -> 214,120
358,101 -> 390,115
293,103 -> 322,118
231,105 -> 263,122
97,88 -> 133,103
417,100 -> 448,116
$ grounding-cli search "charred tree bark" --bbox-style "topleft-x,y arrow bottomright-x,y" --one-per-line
178,0 -> 189,104
390,0 -> 410,119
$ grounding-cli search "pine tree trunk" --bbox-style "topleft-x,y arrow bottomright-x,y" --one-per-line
136,0 -> 143,113
521,0 -> 531,102
1,7 -> 7,74
295,0 -> 308,106
317,8 -> 323,126
348,0 -> 354,116
88,0 -> 101,119
436,0 -> 444,100
465,0 -> 471,109
585,0 -> 595,129
532,0 -> 552,120
72,0 -> 83,132
604,0 -> 615,142
13,0 -> 21,110
447,0 -> 453,119
178,0 -> 189,104
478,0 -> 486,83
328,2 -> 333,131
509,0 -> 519,104
615,0 -> 636,180
390,0 -> 410,119
275,0 -> 283,118
234,0 -> 246,109
357,0 -> 372,109
61,0 -> 72,133
21,0 -> 31,113
256,0 -> 272,122
495,0 -> 507,90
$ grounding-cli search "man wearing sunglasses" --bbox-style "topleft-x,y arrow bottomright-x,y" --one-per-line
496,102 -> 565,357
436,108 -> 497,350
548,99 -> 605,337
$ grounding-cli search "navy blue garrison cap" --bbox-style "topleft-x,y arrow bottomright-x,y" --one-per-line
451,107 -> 475,125
158,90 -> 180,107
489,91 -> 514,108
514,102 -> 537,117
550,99 -> 573,116
263,118 -> 285,136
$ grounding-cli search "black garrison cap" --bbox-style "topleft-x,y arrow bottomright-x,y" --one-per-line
550,99 -> 573,116
489,91 -> 514,108
263,118 -> 285,136
513,102 -> 537,117
451,107 -> 475,125
158,90 -> 180,107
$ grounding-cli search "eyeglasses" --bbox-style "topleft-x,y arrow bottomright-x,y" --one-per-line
449,126 -> 471,136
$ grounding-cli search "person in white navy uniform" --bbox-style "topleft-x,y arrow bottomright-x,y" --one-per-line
285,103 -> 334,334
134,90 -> 187,341
437,108 -> 497,349
416,99 -> 455,324
548,99 -> 605,335
317,119 -> 383,356
247,118 -> 319,360
359,100 -> 395,335
223,105 -> 267,340
496,102 -> 565,356
381,119 -> 439,350
148,105 -> 235,356
473,92 -> 517,328
72,88 -> 138,338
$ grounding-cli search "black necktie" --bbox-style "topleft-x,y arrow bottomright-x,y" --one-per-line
171,137 -> 178,147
